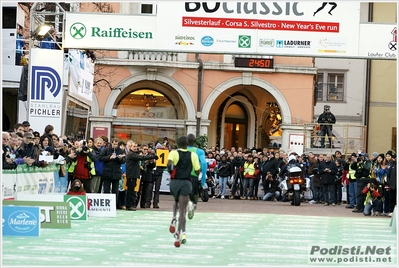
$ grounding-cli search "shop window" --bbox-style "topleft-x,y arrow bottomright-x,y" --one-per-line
116,89 -> 177,119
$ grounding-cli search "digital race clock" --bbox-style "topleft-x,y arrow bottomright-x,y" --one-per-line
234,57 -> 274,69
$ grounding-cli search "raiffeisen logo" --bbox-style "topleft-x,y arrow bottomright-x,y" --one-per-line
185,2 -> 304,16
69,22 -> 153,39
8,210 -> 38,233
91,27 -> 153,39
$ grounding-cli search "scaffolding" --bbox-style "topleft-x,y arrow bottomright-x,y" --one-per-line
303,123 -> 367,156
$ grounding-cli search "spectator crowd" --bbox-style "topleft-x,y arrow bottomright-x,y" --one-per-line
2,121 -> 397,217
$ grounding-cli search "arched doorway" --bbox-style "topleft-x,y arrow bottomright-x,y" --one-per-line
224,101 -> 248,149
111,84 -> 186,145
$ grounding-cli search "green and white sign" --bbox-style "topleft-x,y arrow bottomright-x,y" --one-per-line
2,200 -> 71,228
64,195 -> 87,221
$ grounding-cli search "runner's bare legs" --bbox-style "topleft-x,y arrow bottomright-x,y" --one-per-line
178,195 -> 189,233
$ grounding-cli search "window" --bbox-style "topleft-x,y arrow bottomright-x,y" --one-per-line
317,72 -> 345,102
140,3 -> 156,14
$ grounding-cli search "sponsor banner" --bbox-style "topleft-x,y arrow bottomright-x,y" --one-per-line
2,200 -> 71,228
64,12 -> 158,50
62,2 -> 396,60
67,49 -> 94,106
2,169 -> 17,200
18,167 -> 55,195
87,193 -> 116,217
2,164 -> 69,196
64,195 -> 88,221
156,1 -> 360,57
2,206 -> 40,237
28,48 -> 64,135
358,24 -> 397,59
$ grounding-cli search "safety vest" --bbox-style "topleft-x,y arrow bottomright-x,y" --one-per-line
68,155 -> 96,176
244,162 -> 256,176
348,165 -> 356,180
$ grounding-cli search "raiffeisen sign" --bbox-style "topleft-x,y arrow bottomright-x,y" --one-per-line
64,13 -> 157,49
63,2 -> 397,60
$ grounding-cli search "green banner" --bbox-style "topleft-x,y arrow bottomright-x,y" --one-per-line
64,195 -> 87,221
2,200 -> 71,228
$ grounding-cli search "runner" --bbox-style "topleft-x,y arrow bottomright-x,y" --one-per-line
167,136 -> 200,247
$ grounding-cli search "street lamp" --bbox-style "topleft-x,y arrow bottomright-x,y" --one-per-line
31,24 -> 52,39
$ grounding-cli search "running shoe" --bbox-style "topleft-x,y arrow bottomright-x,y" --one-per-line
169,218 -> 177,234
187,201 -> 195,220
181,232 -> 187,244
174,232 -> 181,247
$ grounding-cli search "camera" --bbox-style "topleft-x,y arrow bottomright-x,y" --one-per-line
369,183 -> 375,189
357,157 -> 362,162
84,162 -> 92,171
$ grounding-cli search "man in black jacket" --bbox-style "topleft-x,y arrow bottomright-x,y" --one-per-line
140,144 -> 156,209
98,138 -> 125,202
318,154 -> 338,206
125,141 -> 157,211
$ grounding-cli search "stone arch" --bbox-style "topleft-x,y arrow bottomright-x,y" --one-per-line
103,72 -> 196,119
202,76 -> 292,124
221,95 -> 256,148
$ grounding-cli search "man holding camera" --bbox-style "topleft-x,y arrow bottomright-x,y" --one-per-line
351,153 -> 372,213
67,140 -> 96,193
361,179 -> 382,216
317,105 -> 336,148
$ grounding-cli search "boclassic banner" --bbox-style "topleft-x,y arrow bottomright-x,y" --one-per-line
28,48 -> 64,135
63,2 -> 396,60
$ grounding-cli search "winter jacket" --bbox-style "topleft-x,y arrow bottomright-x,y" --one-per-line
387,161 -> 397,190
98,146 -> 125,180
217,160 -> 233,177
126,150 -> 157,179
318,160 -> 337,185
141,154 -> 156,182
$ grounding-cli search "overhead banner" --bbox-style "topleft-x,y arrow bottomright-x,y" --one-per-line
64,12 -> 158,50
156,1 -> 360,57
28,48 -> 64,135
63,2 -> 396,60
358,24 -> 397,59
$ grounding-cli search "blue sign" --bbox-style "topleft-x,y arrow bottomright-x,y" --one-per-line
31,66 -> 61,100
2,206 -> 40,237
201,36 -> 214,47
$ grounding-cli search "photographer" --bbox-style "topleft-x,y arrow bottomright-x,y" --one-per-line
262,171 -> 281,201
67,140 -> 96,193
361,179 -> 383,216
351,153 -> 372,213
98,138 -> 125,201
317,105 -> 336,148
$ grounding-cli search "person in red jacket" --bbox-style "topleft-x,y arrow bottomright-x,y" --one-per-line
362,179 -> 382,216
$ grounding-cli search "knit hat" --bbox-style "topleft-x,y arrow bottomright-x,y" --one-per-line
378,153 -> 385,159
371,152 -> 379,158
155,143 -> 164,149
351,152 -> 357,157
386,150 -> 393,157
